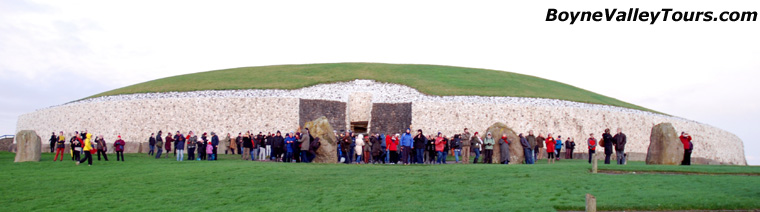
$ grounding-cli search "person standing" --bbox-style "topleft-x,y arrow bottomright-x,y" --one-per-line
174,131 -> 181,157
54,131 -> 66,161
187,131 -> 197,161
199,133 -> 208,160
299,129 -> 312,163
387,134 -> 399,164
461,128 -> 472,164
265,133 -> 273,161
354,134 -> 364,164
242,132 -> 252,160
680,132 -> 693,165
284,133 -> 295,162
482,132 -> 495,164
400,129 -> 413,165
148,133 -> 156,156
499,133 -> 510,165
155,131 -> 164,159
272,131 -> 284,162
613,128 -> 627,165
442,135 -> 450,164
211,132 -> 219,161
588,133 -> 597,164
566,137 -> 575,159
413,130 -> 426,164
472,132 -> 483,164
372,134 -> 383,164
164,133 -> 173,159
76,133 -> 94,166
519,133 -> 533,164
176,132 -> 185,161
49,132 -> 57,153
526,131 -> 537,163
224,133 -> 233,155
555,136 -> 563,161
602,129 -> 614,164
425,134 -> 436,164
71,133 -> 82,161
434,133 -> 445,164
95,135 -> 109,161
535,133 -> 545,162
545,134 -> 556,164
114,135 -> 125,162
206,139 -> 214,161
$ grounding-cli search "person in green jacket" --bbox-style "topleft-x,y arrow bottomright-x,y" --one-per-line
483,132 -> 495,164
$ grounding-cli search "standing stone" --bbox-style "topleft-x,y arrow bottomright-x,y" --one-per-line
14,130 -> 41,162
303,116 -> 338,163
485,122 -> 524,164
646,123 -> 684,165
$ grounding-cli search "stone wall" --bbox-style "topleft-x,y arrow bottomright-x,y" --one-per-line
299,99 -> 346,131
16,80 -> 746,165
17,97 -> 299,153
369,103 -> 412,135
411,101 -> 745,165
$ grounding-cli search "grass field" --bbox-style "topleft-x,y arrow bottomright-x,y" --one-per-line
2,152 -> 758,211
88,63 -> 656,113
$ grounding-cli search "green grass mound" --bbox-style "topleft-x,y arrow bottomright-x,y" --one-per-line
90,63 -> 656,113
2,152 -> 758,211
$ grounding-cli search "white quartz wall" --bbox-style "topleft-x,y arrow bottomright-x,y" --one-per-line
411,101 -> 746,165
16,80 -> 746,165
17,97 -> 299,148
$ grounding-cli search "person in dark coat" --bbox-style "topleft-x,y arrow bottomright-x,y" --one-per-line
613,128 -> 627,165
49,132 -> 57,153
519,133 -> 533,164
499,133 -> 510,164
242,132 -> 252,160
155,131 -> 163,159
413,130 -> 426,164
565,137 -> 576,159
211,132 -> 219,161
148,133 -> 156,156
602,129 -> 614,164
272,131 -> 285,162
164,133 -> 173,159
176,132 -> 186,161
198,133 -> 208,160
187,131 -> 197,160
95,135 -> 109,161
371,134 -> 383,164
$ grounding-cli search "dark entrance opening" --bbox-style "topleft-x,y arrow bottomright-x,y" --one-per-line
350,121 -> 368,134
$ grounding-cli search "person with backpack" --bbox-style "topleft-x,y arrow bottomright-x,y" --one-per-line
54,131 -> 66,161
602,129 -> 614,164
588,133 -> 597,164
613,128 -> 627,165
155,131 -> 163,159
680,132 -> 693,165
499,133 -> 510,164
114,135 -> 125,161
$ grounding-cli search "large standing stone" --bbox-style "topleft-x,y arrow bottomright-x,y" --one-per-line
485,122 -> 524,164
303,116 -> 338,163
14,130 -> 41,162
646,123 -> 684,165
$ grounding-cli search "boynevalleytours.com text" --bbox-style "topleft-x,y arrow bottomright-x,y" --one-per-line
546,8 -> 758,25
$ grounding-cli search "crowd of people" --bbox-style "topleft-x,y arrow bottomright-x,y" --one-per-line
47,126 -> 696,166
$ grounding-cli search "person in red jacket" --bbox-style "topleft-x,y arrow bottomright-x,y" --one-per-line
387,134 -> 399,164
113,135 -> 125,161
680,132 -> 693,165
545,134 -> 556,164
587,133 -> 597,164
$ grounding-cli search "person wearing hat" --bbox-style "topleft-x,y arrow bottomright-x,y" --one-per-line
76,133 -> 94,166
114,135 -> 125,161
499,133 -> 510,165
211,132 -> 219,161
680,132 -> 693,165
413,129 -> 426,164
461,128 -> 472,164
187,131 -> 197,160
471,132 -> 483,164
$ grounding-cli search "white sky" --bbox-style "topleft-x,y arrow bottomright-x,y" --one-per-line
1,0 -> 758,164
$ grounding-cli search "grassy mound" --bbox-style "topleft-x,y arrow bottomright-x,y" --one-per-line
2,152 -> 758,211
90,63 -> 656,113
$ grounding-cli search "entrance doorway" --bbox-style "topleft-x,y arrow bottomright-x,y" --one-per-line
350,121 -> 368,134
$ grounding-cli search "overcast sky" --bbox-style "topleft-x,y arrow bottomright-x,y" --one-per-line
1,0 -> 758,164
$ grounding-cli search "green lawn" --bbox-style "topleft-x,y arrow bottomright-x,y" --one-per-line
88,63 -> 656,113
2,152 -> 757,211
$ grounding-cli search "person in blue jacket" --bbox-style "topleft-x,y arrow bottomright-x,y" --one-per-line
555,136 -> 563,161
400,128 -> 413,165
210,132 -> 220,161
284,133 -> 295,163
